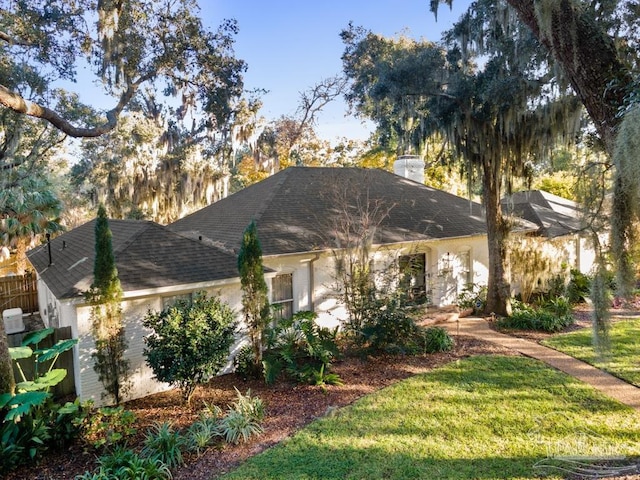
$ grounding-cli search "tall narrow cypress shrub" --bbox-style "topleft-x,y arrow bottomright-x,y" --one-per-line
86,205 -> 129,404
238,221 -> 270,368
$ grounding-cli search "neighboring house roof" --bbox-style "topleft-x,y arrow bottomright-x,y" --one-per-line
27,220 -> 241,300
501,190 -> 583,238
168,167 -> 487,256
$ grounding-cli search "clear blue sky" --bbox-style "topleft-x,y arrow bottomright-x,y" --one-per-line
203,1 -> 472,141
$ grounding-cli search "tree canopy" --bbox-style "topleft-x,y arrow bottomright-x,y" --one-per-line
0,0 -> 246,138
341,2 -> 582,315
430,0 -> 640,302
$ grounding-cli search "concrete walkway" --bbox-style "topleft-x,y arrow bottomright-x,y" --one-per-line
443,317 -> 640,411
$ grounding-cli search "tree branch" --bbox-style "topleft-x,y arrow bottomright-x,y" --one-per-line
0,31 -> 32,47
0,74 -> 151,138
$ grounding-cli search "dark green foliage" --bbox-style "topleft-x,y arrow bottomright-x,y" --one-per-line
141,422 -> 184,468
422,327 -> 455,353
498,298 -> 574,332
360,297 -> 423,354
238,221 -> 271,368
93,446 -> 172,480
233,344 -> 261,380
0,329 -> 84,475
263,311 -> 341,386
143,291 -> 237,403
566,269 -> 592,304
86,205 -> 129,404
0,398 -> 88,475
91,205 -> 121,300
185,413 -> 221,455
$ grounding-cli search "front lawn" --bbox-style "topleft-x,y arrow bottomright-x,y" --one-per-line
543,318 -> 640,387
220,356 -> 640,480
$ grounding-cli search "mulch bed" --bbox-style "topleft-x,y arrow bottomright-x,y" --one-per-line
7,336 -> 515,480
9,304 -> 640,480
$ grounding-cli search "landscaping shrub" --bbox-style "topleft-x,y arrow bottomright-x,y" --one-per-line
185,413 -> 220,455
498,297 -> 574,332
360,297 -> 422,354
218,389 -> 264,444
263,311 -> 341,386
0,396 -> 90,475
143,291 -> 237,403
86,445 -> 172,480
566,269 -> 592,304
79,404 -> 137,450
233,344 -> 261,380
422,326 -> 455,353
0,329 -> 83,475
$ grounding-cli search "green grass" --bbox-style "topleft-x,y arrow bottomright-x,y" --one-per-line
219,356 -> 640,480
543,318 -> 640,387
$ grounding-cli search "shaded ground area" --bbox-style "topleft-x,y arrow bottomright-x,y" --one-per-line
9,337 -> 513,480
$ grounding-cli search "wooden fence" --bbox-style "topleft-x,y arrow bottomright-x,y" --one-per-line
8,326 -> 76,398
0,273 -> 39,313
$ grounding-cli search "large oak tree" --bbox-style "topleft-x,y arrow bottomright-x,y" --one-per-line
341,5 -> 581,316
431,0 -> 640,299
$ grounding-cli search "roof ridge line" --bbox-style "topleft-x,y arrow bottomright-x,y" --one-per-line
251,168 -> 291,223
112,220 -> 156,256
163,225 -> 238,257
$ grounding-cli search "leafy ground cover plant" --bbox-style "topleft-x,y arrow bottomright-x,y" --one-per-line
185,412 -> 221,455
218,388 -> 265,445
497,297 -> 574,332
75,445 -> 172,480
141,421 -> 184,468
263,311 -> 341,386
421,326 -> 454,353
79,404 -> 137,450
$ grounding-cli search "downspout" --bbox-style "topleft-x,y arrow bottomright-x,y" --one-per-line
308,253 -> 320,312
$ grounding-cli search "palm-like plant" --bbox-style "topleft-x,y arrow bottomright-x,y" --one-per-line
0,178 -> 62,273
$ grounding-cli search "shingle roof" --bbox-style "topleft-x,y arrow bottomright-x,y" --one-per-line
27,219 -> 240,300
501,190 -> 583,238
168,167 -> 487,256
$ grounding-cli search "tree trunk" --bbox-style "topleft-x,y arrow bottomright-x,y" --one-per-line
482,158 -> 512,317
506,0 -> 629,155
0,319 -> 15,395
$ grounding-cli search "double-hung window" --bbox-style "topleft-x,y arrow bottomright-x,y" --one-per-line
272,273 -> 293,321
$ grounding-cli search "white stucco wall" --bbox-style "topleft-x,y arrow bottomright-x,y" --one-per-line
263,235 -> 490,329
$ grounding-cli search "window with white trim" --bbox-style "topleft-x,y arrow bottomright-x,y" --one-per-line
457,249 -> 472,286
272,273 -> 293,321
399,253 -> 427,302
